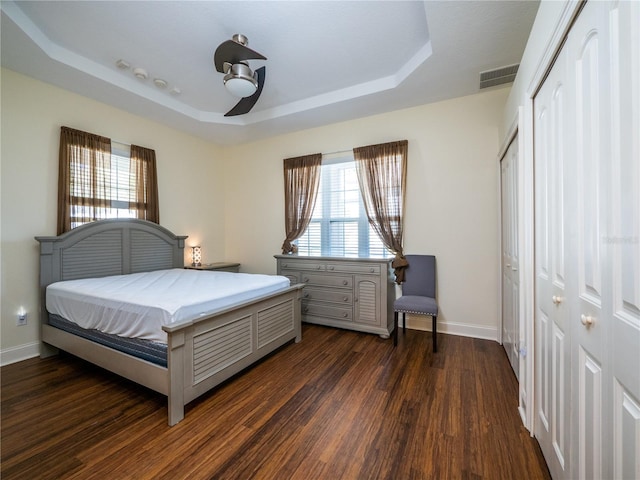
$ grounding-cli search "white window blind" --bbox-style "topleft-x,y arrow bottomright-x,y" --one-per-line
69,143 -> 136,229
296,156 -> 390,258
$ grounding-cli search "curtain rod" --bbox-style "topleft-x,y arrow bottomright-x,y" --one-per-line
322,148 -> 352,157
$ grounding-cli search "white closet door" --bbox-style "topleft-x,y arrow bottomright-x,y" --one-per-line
569,3 -> 640,477
534,2 -> 640,479
501,135 -> 520,378
608,1 -> 640,478
568,3 -> 609,477
534,41 -> 571,480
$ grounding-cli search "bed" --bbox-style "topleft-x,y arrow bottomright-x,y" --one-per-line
36,218 -> 303,426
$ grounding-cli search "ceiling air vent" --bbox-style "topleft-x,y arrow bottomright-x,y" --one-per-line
479,64 -> 519,89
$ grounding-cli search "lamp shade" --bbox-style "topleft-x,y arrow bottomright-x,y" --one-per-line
191,246 -> 202,267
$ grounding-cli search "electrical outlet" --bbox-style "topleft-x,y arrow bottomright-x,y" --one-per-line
17,313 -> 27,326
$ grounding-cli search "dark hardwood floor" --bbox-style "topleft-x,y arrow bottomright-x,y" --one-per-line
1,325 -> 550,479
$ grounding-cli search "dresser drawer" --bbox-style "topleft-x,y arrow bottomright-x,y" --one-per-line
326,262 -> 381,275
301,273 -> 352,288
302,302 -> 352,321
302,287 -> 353,305
279,259 -> 325,272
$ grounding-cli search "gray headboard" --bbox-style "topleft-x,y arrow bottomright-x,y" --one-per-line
36,218 -> 187,324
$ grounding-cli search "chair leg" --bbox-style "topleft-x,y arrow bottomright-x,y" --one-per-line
403,312 -> 406,333
432,315 -> 438,352
393,311 -> 398,346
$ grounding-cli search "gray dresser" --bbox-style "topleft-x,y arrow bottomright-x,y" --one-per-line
275,255 -> 395,338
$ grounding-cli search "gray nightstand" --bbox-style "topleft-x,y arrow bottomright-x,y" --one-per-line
184,262 -> 240,273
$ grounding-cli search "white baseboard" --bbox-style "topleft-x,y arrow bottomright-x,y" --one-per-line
404,316 -> 498,342
1,319 -> 498,366
1,341 -> 41,366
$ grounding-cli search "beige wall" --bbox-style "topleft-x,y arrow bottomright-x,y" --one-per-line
223,86 -> 510,339
1,66 -> 509,363
0,69 -> 225,363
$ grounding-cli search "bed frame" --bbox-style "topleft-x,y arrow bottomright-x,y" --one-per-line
36,219 -> 303,426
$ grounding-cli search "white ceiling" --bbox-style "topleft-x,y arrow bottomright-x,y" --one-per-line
1,1 -> 539,146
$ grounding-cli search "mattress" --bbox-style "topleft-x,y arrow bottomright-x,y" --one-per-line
46,268 -> 291,344
48,314 -> 168,367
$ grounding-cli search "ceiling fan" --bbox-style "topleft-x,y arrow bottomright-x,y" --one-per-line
214,34 -> 267,117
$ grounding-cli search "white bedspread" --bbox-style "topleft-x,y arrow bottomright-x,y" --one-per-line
46,269 -> 290,344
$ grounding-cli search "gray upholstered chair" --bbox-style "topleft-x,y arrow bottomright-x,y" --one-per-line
393,254 -> 438,352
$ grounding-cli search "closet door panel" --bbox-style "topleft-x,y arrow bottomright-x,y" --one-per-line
571,8 -> 608,477
577,347 -> 603,479
538,310 -> 550,431
501,135 -> 520,378
575,19 -> 605,355
502,159 -> 512,356
610,1 -> 640,477
535,100 -> 551,433
613,384 -> 640,480
535,44 -> 571,480
510,141 -> 520,376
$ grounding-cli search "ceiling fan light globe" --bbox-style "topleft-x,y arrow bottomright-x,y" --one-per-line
224,77 -> 257,97
223,63 -> 258,97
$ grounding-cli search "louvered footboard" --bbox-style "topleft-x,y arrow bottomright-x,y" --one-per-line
165,284 -> 303,426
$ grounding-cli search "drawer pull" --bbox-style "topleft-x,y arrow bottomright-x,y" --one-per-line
343,296 -> 348,302
343,313 -> 348,318
303,307 -> 309,313
303,277 -> 309,282
317,265 -> 322,270
304,292 -> 310,298
343,280 -> 348,285
328,266 -> 334,270
283,263 -> 288,268
370,268 -> 374,273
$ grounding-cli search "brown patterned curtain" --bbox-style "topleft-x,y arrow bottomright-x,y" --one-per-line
57,127 -> 112,234
281,153 -> 322,254
353,140 -> 408,283
130,145 -> 159,224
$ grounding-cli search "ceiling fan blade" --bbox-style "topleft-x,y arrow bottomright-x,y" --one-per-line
224,67 -> 265,117
214,40 -> 266,73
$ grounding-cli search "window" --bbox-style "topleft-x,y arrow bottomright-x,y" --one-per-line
296,155 -> 390,258
69,144 -> 137,230
58,126 -> 159,234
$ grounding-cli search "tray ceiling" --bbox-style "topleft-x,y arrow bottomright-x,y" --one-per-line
1,1 -> 540,145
